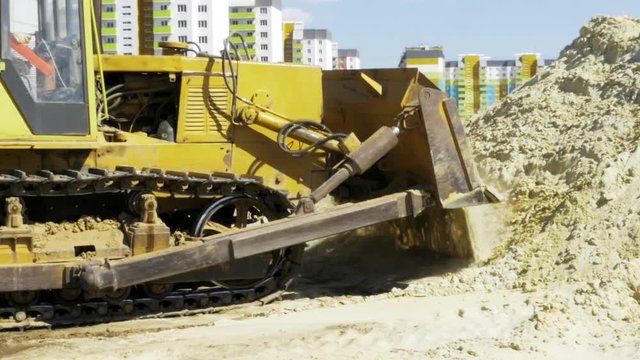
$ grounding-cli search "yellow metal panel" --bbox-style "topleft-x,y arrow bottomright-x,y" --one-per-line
176,75 -> 232,143
0,84 -> 32,139
406,58 -> 441,66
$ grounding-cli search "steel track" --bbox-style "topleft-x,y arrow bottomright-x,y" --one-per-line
0,166 -> 300,331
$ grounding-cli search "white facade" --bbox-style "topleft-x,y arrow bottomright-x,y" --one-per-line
335,49 -> 361,70
102,0 -> 228,56
302,29 -> 335,70
151,0 -> 229,56
101,0 -> 139,55
229,0 -> 283,63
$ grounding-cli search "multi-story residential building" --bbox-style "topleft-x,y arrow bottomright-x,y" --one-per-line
456,54 -> 487,119
229,0 -> 283,63
398,46 -> 445,89
283,21 -> 304,63
401,46 -> 554,119
444,61 -> 459,101
139,0 -> 229,56
484,59 -> 517,107
302,29 -> 335,70
100,0 -> 138,55
335,49 -> 361,70
100,0 -> 229,56
515,53 -> 542,86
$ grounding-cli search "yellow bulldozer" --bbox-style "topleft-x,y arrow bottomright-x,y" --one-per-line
0,0 -> 496,327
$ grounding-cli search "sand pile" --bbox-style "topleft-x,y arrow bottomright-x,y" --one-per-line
402,16 -> 640,351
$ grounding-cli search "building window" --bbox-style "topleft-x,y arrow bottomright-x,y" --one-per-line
232,8 -> 238,13
261,56 -> 268,62
307,40 -> 311,45
160,5 -> 168,10
104,22 -> 115,28
199,36 -> 208,44
198,20 -> 207,28
246,7 -> 252,12
161,36 -> 169,41
260,8 -> 267,14
105,6 -> 114,12
123,12 -> 131,16
307,49 -> 310,53
178,4 -> 187,12
178,35 -> 188,42
104,38 -> 115,43
247,32 -> 254,37
307,58 -> 311,62
319,49 -> 322,54
261,44 -> 268,50
232,20 -> 238,25
319,40 -> 323,45
319,58 -> 323,62
260,32 -> 267,38
178,20 -> 187,28
260,20 -> 267,26
161,20 -> 168,26
198,5 -> 207,12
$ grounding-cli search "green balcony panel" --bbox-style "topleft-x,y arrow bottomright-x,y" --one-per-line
103,43 -> 117,52
230,24 -> 255,31
153,10 -> 171,18
293,43 -> 303,49
153,26 -> 172,34
230,12 -> 256,19
102,12 -> 116,20
230,36 -> 256,44
101,28 -> 117,36
101,0 -> 116,3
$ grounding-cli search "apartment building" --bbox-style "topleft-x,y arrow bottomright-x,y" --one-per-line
398,45 -> 445,89
335,49 -> 361,70
100,0 -> 138,55
100,0 -> 229,56
484,59 -> 517,106
283,21 -> 304,63
400,46 -> 553,119
302,29 -> 334,70
139,0 -> 229,56
229,0 -> 284,63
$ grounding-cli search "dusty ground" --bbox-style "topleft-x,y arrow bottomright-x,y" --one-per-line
0,235 -> 637,359
1,16 -> 640,360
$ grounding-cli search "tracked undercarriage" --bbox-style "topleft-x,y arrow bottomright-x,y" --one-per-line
0,167 -> 303,329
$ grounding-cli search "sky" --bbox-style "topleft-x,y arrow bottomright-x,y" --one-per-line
283,0 -> 640,68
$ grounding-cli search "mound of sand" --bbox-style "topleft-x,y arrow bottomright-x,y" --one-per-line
404,16 -> 640,351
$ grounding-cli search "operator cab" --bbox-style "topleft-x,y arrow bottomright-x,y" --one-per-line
0,0 -> 89,135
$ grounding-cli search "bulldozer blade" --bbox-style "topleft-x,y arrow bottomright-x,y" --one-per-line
418,87 -> 492,209
322,69 -> 507,260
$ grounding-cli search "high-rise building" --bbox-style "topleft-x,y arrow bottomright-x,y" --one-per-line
100,0 -> 139,55
100,0 -> 229,56
398,46 -> 445,89
138,0 -> 230,56
302,29 -> 335,70
335,49 -> 361,70
456,54 -> 486,119
283,21 -> 304,63
444,61 -> 459,101
515,53 -> 542,86
484,60 -> 517,107
400,46 -> 554,119
229,0 -> 283,63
